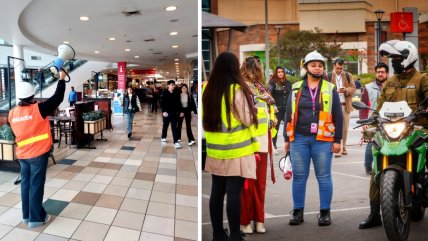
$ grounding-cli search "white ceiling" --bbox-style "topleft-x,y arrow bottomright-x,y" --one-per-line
0,0 -> 198,79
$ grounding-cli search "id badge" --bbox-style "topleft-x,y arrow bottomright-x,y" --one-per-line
310,123 -> 318,134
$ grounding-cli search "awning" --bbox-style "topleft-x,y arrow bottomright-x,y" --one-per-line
202,11 -> 247,31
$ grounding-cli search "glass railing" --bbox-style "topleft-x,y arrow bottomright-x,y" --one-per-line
0,59 -> 87,110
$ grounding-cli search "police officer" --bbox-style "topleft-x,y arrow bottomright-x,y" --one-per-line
359,40 -> 428,229
9,70 -> 67,229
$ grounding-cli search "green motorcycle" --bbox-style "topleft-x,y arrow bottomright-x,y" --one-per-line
353,100 -> 428,241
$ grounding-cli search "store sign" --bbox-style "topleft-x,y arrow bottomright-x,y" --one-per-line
130,69 -> 156,75
117,62 -> 127,90
390,12 -> 413,33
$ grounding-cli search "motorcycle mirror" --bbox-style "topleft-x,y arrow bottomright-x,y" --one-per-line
352,101 -> 369,110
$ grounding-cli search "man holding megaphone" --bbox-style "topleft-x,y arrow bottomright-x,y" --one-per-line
8,69 -> 68,229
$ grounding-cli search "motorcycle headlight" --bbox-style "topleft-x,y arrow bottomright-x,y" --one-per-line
382,122 -> 407,139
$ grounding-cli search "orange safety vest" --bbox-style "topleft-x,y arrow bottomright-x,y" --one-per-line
9,104 -> 52,159
286,80 -> 335,142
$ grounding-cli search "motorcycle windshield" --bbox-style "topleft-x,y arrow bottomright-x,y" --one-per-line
379,101 -> 412,120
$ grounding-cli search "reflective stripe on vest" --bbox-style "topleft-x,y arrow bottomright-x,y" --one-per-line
251,100 -> 269,137
17,133 -> 49,147
203,84 -> 259,159
286,80 -> 335,142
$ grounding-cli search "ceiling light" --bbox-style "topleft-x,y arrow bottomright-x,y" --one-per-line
125,49 -> 130,52
134,56 -> 139,58
165,6 -> 177,11
94,50 -> 100,54
63,41 -> 70,44
109,37 -> 116,41
80,16 -> 90,21
174,59 -> 179,61
175,63 -> 179,65
170,32 -> 178,36
172,45 -> 178,48
166,72 -> 169,74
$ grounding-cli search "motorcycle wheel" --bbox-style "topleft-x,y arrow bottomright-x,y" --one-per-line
381,170 -> 410,241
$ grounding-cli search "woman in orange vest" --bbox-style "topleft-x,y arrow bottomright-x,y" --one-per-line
239,56 -> 276,234
9,71 -> 67,229
284,51 -> 342,226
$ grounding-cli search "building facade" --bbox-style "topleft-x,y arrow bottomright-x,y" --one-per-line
204,0 -> 428,75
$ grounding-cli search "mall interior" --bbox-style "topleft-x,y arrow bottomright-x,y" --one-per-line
0,0 -> 198,241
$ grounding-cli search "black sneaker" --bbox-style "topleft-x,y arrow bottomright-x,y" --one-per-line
289,208 -> 304,225
127,132 -> 132,138
318,209 -> 332,226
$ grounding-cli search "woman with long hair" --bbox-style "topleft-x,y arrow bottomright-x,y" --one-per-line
177,84 -> 197,145
284,50 -> 342,226
239,56 -> 276,234
268,66 -> 292,154
203,52 -> 258,241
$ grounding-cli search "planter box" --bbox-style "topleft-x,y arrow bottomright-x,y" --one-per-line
84,118 -> 106,135
0,140 -> 17,161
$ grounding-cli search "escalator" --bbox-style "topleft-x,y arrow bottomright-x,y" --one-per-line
0,59 -> 87,110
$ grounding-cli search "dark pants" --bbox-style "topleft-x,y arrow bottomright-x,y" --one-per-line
210,175 -> 245,237
161,113 -> 179,143
369,171 -> 380,205
151,98 -> 158,112
69,101 -> 76,107
20,152 -> 50,224
177,108 -> 195,142
272,107 -> 286,148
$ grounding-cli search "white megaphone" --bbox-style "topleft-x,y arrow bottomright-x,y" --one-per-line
49,44 -> 75,81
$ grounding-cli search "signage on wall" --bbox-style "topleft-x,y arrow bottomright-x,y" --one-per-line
117,62 -> 127,91
390,12 -> 413,33
130,69 -> 156,75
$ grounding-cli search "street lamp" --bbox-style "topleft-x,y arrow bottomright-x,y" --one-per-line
374,9 -> 385,63
274,26 -> 283,66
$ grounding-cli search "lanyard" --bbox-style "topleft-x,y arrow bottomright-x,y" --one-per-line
309,86 -> 318,115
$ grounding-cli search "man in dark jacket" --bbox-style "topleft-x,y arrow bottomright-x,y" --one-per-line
161,80 -> 182,148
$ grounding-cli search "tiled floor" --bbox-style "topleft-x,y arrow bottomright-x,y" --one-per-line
0,105 -> 198,241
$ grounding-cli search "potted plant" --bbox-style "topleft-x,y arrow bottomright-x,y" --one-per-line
82,110 -> 106,134
0,124 -> 17,161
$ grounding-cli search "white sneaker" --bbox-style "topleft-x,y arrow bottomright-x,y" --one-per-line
273,148 -> 279,155
174,142 -> 181,148
188,140 -> 196,146
178,139 -> 182,142
240,224 -> 253,234
161,138 -> 167,143
255,222 -> 266,233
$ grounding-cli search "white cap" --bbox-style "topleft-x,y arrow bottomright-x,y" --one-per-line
304,50 -> 325,66
16,82 -> 36,99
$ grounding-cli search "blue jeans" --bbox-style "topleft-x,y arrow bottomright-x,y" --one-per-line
125,112 -> 135,134
20,152 -> 49,224
364,142 -> 373,171
290,133 -> 333,210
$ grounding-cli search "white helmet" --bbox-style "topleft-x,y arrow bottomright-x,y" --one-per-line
304,50 -> 325,66
16,82 -> 36,99
379,40 -> 418,69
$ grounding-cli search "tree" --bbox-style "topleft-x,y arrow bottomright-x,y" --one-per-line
270,27 -> 343,75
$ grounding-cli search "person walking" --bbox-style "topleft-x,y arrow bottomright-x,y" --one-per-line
177,84 -> 197,146
203,52 -> 259,241
359,63 -> 389,175
268,66 -> 292,155
284,50 -> 343,226
328,58 -> 356,157
122,87 -> 141,139
68,86 -> 77,106
151,86 -> 159,113
239,56 -> 276,234
359,40 -> 428,229
161,80 -> 182,148
9,70 -> 67,229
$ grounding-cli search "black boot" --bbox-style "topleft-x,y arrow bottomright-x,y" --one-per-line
318,209 -> 332,226
289,208 -> 304,225
229,231 -> 245,241
359,204 -> 382,229
213,229 -> 229,241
